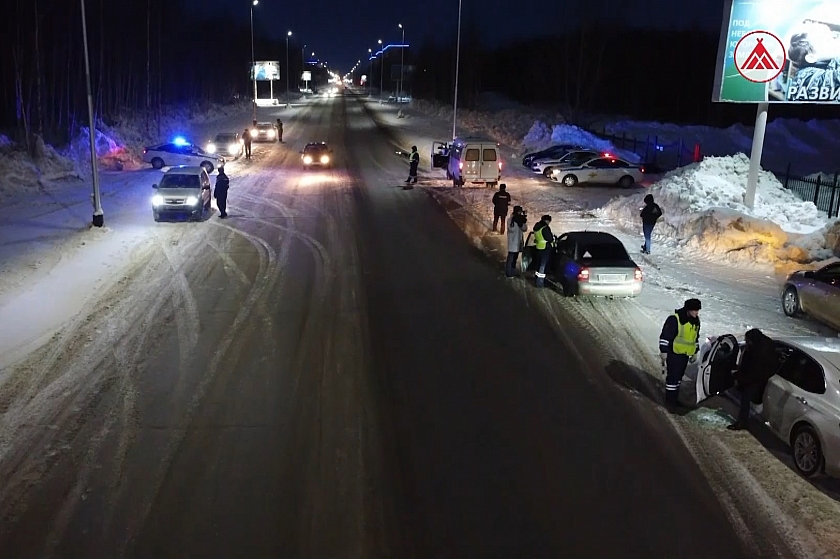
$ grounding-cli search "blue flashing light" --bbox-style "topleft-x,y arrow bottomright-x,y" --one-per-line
173,136 -> 189,146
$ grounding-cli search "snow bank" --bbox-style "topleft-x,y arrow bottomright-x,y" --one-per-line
0,136 -> 80,200
522,121 -> 641,163
600,154 -> 837,264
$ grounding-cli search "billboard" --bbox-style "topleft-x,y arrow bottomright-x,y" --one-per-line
252,61 -> 279,81
713,0 -> 840,103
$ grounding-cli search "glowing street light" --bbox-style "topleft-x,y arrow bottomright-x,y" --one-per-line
250,0 -> 259,122
378,39 -> 383,103
398,24 -> 405,102
285,30 -> 292,107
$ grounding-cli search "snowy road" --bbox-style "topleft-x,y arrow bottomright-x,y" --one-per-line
0,93 -> 807,557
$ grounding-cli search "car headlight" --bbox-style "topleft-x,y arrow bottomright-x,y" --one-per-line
228,143 -> 239,153
250,129 -> 257,136
206,143 -> 216,154
267,129 -> 275,138
152,195 -> 163,206
320,155 -> 329,164
303,155 -> 313,164
185,196 -> 199,206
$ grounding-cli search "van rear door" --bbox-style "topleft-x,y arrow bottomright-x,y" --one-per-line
463,147 -> 481,179
480,145 -> 500,180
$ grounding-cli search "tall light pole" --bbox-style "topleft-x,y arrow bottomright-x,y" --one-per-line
368,48 -> 372,96
250,0 -> 258,122
285,31 -> 292,107
378,39 -> 384,103
80,0 -> 103,227
398,24 -> 405,102
452,0 -> 462,139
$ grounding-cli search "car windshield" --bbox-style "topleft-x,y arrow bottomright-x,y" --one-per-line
215,134 -> 236,142
579,242 -> 629,261
159,174 -> 201,188
257,124 -> 272,130
305,144 -> 327,154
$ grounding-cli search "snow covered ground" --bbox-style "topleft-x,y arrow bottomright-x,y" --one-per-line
0,101 -> 310,369
364,98 -> 840,556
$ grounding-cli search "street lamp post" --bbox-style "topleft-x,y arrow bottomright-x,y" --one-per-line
368,49 -> 372,96
80,0 -> 103,227
398,24 -> 405,102
378,39 -> 383,103
250,0 -> 258,122
285,31 -> 292,108
452,0 -> 462,139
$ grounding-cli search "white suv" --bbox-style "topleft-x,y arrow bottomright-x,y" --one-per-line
151,166 -> 212,222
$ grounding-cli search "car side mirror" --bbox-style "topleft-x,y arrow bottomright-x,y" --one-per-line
152,184 -> 158,189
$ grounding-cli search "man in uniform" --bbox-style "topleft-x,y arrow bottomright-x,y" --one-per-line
532,215 -> 554,288
405,145 -> 420,185
276,119 -> 284,142
214,165 -> 230,218
659,298 -> 702,408
243,128 -> 252,159
492,184 -> 512,234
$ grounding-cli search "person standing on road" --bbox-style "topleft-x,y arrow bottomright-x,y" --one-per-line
640,194 -> 663,254
405,146 -> 420,184
533,215 -> 554,288
728,328 -> 778,431
214,166 -> 230,218
506,206 -> 527,278
659,298 -> 701,408
492,184 -> 512,234
243,128 -> 252,159
276,119 -> 284,142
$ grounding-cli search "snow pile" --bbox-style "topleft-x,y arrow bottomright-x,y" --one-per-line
0,136 -> 80,200
600,154 -> 837,264
65,127 -> 136,173
522,121 -> 641,163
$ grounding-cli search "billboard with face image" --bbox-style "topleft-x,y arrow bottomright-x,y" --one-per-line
713,0 -> 840,102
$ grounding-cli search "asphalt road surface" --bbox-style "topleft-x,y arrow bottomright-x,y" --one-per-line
0,94 -> 759,558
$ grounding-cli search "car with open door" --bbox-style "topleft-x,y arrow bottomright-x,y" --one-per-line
697,334 -> 840,478
521,230 -> 643,297
431,137 -> 501,188
781,261 -> 840,331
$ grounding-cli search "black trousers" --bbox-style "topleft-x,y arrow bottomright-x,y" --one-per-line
737,383 -> 759,424
216,194 -> 227,216
665,353 -> 690,404
493,214 -> 507,233
244,143 -> 252,158
408,162 -> 418,182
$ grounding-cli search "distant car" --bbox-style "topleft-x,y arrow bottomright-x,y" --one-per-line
782,261 -> 840,331
521,230 -> 643,297
550,155 -> 644,188
151,166 -> 212,222
522,144 -> 585,167
531,149 -> 599,177
249,122 -> 278,142
698,334 -> 840,478
142,141 -> 224,173
206,132 -> 244,158
301,142 -> 332,168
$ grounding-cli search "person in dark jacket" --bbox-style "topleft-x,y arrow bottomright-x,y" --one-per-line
640,194 -> 662,254
242,128 -> 252,159
659,298 -> 701,408
276,119 -> 284,142
214,166 -> 230,218
728,328 -> 778,431
405,146 -> 420,184
533,215 -> 554,288
492,184 -> 512,234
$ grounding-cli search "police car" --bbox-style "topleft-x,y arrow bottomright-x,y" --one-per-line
549,154 -> 644,188
531,149 -> 598,177
142,137 -> 225,173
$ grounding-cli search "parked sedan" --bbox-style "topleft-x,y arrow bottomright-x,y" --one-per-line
531,149 -> 598,177
521,144 -> 584,167
142,141 -> 224,173
521,230 -> 643,297
206,132 -> 244,158
698,334 -> 840,478
782,261 -> 840,331
550,155 -> 644,188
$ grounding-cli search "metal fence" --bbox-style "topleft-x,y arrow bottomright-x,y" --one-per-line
587,127 -> 699,172
777,164 -> 840,218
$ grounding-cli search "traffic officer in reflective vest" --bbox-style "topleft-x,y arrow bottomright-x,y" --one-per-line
532,215 -> 554,288
659,298 -> 701,408
405,146 -> 420,184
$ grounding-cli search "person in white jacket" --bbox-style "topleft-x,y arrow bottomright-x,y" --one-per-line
505,206 -> 527,277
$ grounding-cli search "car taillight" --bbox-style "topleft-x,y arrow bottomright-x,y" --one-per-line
143,148 -> 147,154
634,267 -> 643,281
459,162 -> 463,169
640,166 -> 645,173
578,268 -> 590,282
498,161 -> 502,170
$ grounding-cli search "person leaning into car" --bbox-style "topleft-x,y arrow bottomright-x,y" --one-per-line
728,328 -> 778,431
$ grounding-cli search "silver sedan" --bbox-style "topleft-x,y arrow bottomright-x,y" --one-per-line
781,261 -> 840,331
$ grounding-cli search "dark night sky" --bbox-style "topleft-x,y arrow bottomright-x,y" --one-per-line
184,0 -> 723,72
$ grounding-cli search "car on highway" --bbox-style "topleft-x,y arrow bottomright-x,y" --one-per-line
206,132 -> 244,158
521,230 -> 643,297
151,166 -> 212,222
521,144 -> 585,167
781,261 -> 840,331
549,154 -> 644,188
301,142 -> 332,168
698,334 -> 840,478
531,149 -> 599,177
250,122 -> 278,142
142,139 -> 224,173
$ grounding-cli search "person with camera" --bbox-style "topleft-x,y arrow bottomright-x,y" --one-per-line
505,206 -> 527,278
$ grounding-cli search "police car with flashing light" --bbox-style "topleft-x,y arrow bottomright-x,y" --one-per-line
549,154 -> 644,188
142,137 -> 225,173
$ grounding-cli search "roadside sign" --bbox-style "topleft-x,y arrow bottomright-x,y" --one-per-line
301,71 -> 312,81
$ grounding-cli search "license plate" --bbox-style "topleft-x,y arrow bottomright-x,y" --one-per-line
598,274 -> 625,283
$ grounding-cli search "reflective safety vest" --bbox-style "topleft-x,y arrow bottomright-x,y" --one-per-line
672,313 -> 699,356
534,225 -> 548,250
410,151 -> 419,163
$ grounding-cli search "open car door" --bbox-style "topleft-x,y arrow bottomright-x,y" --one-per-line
695,334 -> 739,405
521,232 -> 539,272
431,142 -> 449,169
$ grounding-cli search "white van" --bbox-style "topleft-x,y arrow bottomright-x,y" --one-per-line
431,137 -> 501,188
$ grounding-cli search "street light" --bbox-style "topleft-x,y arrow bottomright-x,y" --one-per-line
452,0 -> 462,139
80,0 -> 103,227
378,39 -> 383,103
398,24 -> 405,102
285,31 -> 292,107
368,48 -> 372,96
250,0 -> 258,122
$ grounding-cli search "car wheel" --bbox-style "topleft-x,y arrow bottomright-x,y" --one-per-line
543,167 -> 553,178
200,161 -> 214,174
153,212 -> 161,222
562,174 -> 578,187
151,157 -> 164,169
782,286 -> 802,317
619,175 -> 634,188
791,424 -> 823,478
